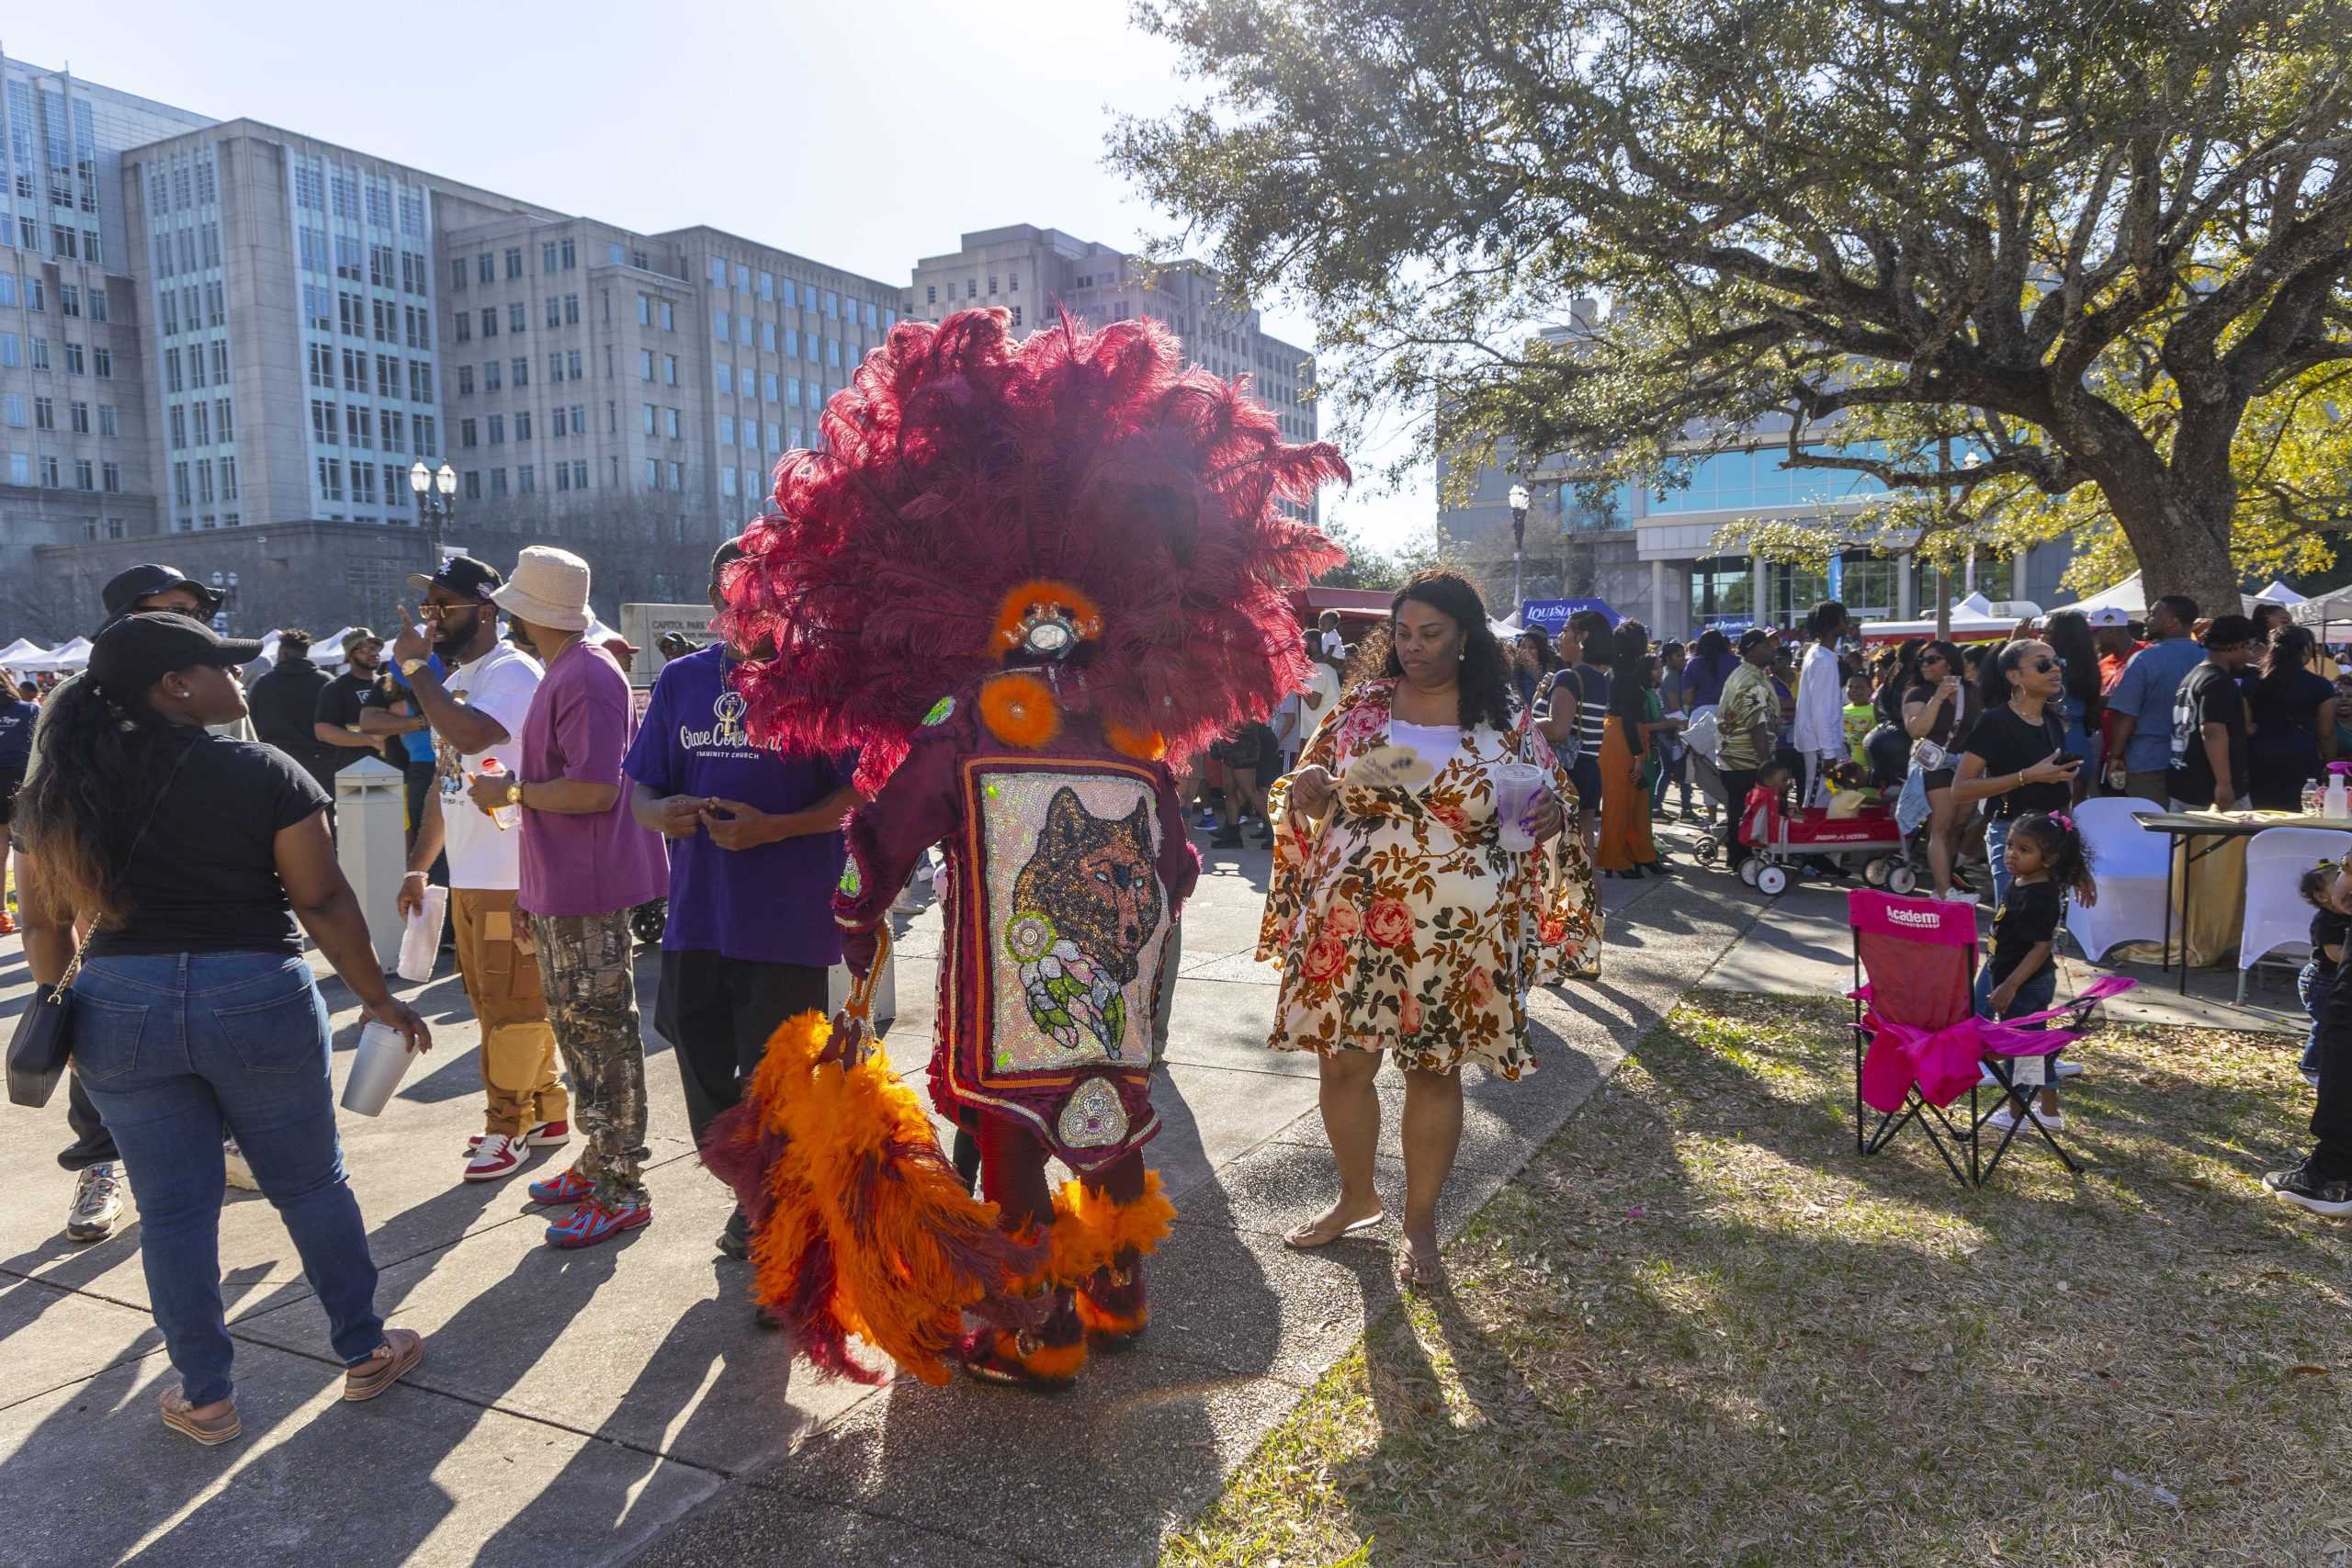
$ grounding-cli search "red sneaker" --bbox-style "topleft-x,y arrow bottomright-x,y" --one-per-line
466,1119 -> 571,1155
544,1198 -> 650,1248
526,1167 -> 596,1207
462,1134 -> 526,1183
0,910 -> 17,936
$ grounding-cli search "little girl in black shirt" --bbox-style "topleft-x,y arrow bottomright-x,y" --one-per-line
1978,812 -> 2089,1135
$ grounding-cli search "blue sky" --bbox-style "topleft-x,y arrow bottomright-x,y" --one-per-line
8,0 -> 1432,552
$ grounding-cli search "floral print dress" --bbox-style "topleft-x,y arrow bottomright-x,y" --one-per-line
1257,679 -> 1601,1077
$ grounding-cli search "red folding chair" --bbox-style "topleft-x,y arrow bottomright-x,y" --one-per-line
1848,890 -> 2134,1186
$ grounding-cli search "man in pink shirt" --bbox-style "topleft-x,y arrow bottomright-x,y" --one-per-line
469,547 -> 669,1247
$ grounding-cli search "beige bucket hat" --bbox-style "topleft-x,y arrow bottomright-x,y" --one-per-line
491,547 -> 593,633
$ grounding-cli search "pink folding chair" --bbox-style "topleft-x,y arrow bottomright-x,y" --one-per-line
1848,890 -> 2135,1186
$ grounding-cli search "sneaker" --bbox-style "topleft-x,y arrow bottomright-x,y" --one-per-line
1985,1103 -> 2066,1135
526,1166 -> 597,1207
545,1197 -> 651,1248
66,1162 -> 126,1243
0,909 -> 17,935
1940,886 -> 1980,904
1209,829 -> 1243,849
465,1120 -> 569,1154
221,1140 -> 258,1192
716,1207 -> 751,1260
2262,1162 -> 2352,1217
2054,1059 -> 2085,1080
463,1134 -> 526,1183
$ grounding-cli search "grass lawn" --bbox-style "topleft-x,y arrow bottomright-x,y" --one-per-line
1165,993 -> 2351,1568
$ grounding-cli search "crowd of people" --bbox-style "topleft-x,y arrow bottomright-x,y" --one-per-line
7,538 -> 2349,1444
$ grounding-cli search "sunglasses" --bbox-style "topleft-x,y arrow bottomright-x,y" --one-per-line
2027,656 -> 2065,672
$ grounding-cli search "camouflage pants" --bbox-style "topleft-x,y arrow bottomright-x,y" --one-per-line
528,910 -> 650,1206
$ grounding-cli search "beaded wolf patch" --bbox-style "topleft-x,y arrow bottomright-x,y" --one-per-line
1001,787 -> 1162,1056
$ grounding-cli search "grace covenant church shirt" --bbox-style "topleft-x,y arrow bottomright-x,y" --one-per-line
622,645 -> 858,967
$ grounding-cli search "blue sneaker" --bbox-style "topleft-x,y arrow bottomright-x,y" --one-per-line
545,1198 -> 651,1248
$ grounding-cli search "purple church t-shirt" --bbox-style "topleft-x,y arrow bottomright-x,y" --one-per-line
622,645 -> 857,966
517,638 -> 669,919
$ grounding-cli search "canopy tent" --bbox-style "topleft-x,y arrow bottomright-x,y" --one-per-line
0,637 -> 51,670
1857,592 -> 2024,645
2067,570 -> 2268,620
2291,584 -> 2352,637
12,636 -> 92,671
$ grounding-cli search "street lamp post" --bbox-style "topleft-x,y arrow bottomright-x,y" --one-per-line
409,459 -> 458,572
1508,483 -> 1531,619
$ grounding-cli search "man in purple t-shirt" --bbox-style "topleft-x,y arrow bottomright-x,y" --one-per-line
625,537 -> 860,1261
470,547 -> 669,1248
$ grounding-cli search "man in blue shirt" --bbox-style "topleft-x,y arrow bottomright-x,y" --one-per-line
360,651 -> 447,887
625,538 -> 858,1262
2103,594 -> 2207,802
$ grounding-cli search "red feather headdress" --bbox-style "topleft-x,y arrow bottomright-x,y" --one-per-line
717,307 -> 1348,791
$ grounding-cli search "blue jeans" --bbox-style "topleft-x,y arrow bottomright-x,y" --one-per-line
1973,959 -> 2057,1023
72,951 -> 384,1407
1985,813 -> 2014,911
2301,960 -> 2332,1078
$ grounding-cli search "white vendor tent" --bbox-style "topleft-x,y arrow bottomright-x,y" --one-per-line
0,637 -> 51,670
1858,592 -> 2026,644
2069,570 -> 2267,620
13,636 -> 91,671
2291,584 -> 2352,638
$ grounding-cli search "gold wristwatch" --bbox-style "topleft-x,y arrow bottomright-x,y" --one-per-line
503,782 -> 524,807
401,657 -> 429,676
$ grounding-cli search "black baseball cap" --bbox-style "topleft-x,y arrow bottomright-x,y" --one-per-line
101,563 -> 222,621
408,554 -> 503,601
1737,627 -> 1775,653
88,613 -> 265,695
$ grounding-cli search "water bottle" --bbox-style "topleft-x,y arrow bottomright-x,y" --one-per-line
478,756 -> 522,832
2305,778 -> 2324,815
2327,762 -> 2352,820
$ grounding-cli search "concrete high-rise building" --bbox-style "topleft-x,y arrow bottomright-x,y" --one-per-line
5,71 -> 903,639
0,54 -> 210,628
907,226 -> 1322,523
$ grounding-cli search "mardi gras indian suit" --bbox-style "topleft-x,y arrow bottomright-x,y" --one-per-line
1260,680 -> 1601,1075
707,306 -> 1346,1386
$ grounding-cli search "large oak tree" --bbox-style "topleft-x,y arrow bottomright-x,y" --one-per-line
1112,0 -> 2352,611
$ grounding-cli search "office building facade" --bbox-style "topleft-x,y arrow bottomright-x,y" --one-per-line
0,55 -> 210,628
5,71 -> 905,638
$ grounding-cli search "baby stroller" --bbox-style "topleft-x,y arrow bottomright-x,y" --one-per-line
1687,746 -> 1739,867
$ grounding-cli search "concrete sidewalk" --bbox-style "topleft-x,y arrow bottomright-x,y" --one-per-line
0,845 -> 1762,1567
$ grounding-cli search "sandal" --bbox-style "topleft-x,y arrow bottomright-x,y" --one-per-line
159,1389 -> 242,1447
344,1326 -> 424,1402
1283,1208 -> 1385,1250
1396,1236 -> 1446,1291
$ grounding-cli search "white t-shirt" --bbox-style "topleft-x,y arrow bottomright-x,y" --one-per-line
1297,662 -> 1341,745
1319,628 -> 1344,658
435,641 -> 544,890
1388,719 -> 1464,776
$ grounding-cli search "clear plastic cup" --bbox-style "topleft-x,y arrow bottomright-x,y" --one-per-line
340,1019 -> 419,1116
1492,761 -> 1546,852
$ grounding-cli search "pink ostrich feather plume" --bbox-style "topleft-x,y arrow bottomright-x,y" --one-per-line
716,307 -> 1348,792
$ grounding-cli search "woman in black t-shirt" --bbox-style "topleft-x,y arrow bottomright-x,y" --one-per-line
1953,638 -> 2093,911
1902,641 -> 1981,899
14,612 -> 430,1448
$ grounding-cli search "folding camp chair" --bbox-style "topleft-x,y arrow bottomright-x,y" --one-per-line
1848,889 -> 2135,1187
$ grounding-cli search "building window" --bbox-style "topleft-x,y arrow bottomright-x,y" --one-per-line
514,356 -> 529,387
926,284 -> 937,305
504,247 -> 523,280
464,469 -> 481,500
663,355 -> 678,385
639,349 -> 654,380
458,365 -> 474,396
519,463 -> 537,492
104,460 -> 120,491
488,414 -> 504,445
564,294 -> 579,325
508,302 -> 526,333
713,307 -> 729,341
485,360 -> 503,392
514,411 -> 532,440
716,364 -> 733,394
721,468 -> 738,498
665,408 -> 681,440
547,296 -> 563,329
460,417 -> 478,448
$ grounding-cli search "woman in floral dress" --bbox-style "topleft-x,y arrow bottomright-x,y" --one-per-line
1259,572 -> 1600,1286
